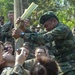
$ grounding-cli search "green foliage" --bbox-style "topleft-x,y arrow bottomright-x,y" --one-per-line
0,0 -> 13,21
0,0 -> 75,29
29,0 -> 75,29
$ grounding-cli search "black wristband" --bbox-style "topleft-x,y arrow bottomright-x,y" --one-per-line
20,32 -> 25,38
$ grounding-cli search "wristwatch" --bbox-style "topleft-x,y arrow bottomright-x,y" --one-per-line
20,32 -> 25,38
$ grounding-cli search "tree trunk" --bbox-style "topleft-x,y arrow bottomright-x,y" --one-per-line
14,0 -> 24,50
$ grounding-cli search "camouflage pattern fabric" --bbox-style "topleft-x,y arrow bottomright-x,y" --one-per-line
1,65 -> 29,75
23,22 -> 75,75
59,67 -> 75,75
23,29 -> 40,59
1,21 -> 14,49
24,23 -> 75,61
1,21 -> 14,43
27,42 -> 39,59
23,58 -> 35,71
1,67 -> 12,75
62,68 -> 75,75
23,58 -> 63,75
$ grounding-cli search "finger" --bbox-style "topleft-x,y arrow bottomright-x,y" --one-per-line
20,48 -> 24,55
16,17 -> 21,24
20,48 -> 26,56
16,17 -> 24,24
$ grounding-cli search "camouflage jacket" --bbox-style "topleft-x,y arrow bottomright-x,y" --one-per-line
62,68 -> 75,75
2,21 -> 14,37
1,65 -> 29,75
24,29 -> 40,59
1,21 -> 14,42
23,23 -> 75,62
23,58 -> 62,75
23,58 -> 35,71
59,66 -> 75,75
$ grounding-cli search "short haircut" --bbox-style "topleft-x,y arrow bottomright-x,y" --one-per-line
4,41 -> 12,46
8,10 -> 14,13
35,46 -> 48,53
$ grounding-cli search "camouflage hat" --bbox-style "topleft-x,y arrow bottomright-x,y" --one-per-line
40,11 -> 58,24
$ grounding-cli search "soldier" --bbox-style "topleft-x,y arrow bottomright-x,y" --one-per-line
12,11 -> 75,74
0,16 -> 4,25
23,46 -> 54,71
2,10 -> 14,47
1,46 -> 30,75
30,56 -> 58,75
3,41 -> 14,54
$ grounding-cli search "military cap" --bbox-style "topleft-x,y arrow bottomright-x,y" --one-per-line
40,11 -> 59,24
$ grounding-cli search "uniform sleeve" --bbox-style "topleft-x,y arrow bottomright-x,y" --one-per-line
23,59 -> 34,71
24,25 -> 68,45
1,67 -> 13,75
1,24 -> 8,36
10,65 -> 29,75
1,65 -> 29,75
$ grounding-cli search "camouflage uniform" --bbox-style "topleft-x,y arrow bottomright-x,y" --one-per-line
23,58 -> 35,71
62,68 -> 75,75
2,21 -> 14,48
1,65 -> 29,75
20,11 -> 75,74
23,29 -> 40,59
21,23 -> 75,74
23,23 -> 75,59
23,58 -> 62,75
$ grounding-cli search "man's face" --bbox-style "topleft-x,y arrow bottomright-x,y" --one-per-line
2,52 -> 15,63
43,18 -> 56,31
4,44 -> 13,54
8,12 -> 14,21
35,49 -> 46,58
19,47 -> 29,58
